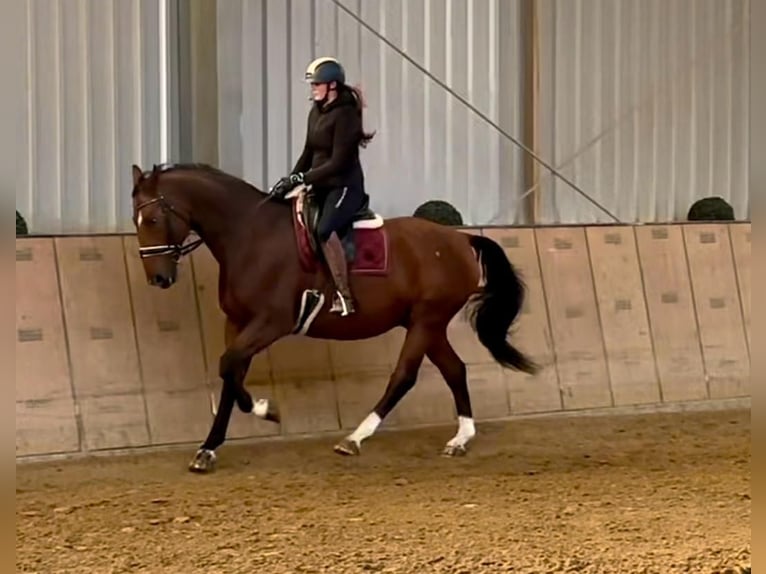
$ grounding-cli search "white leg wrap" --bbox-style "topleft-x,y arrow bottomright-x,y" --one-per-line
446,416 -> 476,448
348,412 -> 382,445
252,398 -> 269,418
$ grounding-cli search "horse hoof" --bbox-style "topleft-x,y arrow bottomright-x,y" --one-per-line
441,444 -> 467,457
333,438 -> 360,456
254,399 -> 281,424
188,448 -> 217,473
265,402 -> 281,424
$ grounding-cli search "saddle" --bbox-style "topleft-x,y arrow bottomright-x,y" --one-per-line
286,185 -> 385,264
285,185 -> 389,336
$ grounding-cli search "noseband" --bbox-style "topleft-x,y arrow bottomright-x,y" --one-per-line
134,196 -> 203,260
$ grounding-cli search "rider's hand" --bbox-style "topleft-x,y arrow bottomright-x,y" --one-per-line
271,172 -> 304,197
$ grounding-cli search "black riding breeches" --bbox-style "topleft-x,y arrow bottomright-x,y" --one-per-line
315,185 -> 367,243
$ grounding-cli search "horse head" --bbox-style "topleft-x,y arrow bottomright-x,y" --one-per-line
130,163 -> 200,289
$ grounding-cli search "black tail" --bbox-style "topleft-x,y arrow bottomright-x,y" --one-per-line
466,234 -> 539,374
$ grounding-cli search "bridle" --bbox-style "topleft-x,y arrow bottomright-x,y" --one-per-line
134,195 -> 203,260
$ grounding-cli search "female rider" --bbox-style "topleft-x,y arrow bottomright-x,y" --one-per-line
271,56 -> 375,317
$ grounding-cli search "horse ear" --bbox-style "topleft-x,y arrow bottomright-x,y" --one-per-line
131,164 -> 143,186
146,164 -> 161,186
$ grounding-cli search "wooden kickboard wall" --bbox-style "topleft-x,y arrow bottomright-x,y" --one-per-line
16,223 -> 751,458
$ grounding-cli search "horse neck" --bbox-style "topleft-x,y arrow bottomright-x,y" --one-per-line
171,172 -> 283,267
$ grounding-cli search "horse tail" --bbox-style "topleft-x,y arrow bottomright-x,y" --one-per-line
466,234 -> 539,374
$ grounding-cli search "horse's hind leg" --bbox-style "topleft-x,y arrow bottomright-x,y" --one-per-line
333,323 -> 430,456
426,330 -> 476,457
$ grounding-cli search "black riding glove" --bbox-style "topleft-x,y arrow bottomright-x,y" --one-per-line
270,172 -> 304,198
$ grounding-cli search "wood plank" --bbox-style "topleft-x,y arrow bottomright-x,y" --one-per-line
464,363 -> 508,420
394,365 -> 457,426
123,236 -> 207,393
635,225 -> 707,402
729,223 -> 751,353
334,369 -> 396,430
78,394 -> 151,450
482,227 -> 562,414
328,337 -> 395,378
15,239 -> 73,403
535,227 -> 612,410
586,226 -> 660,406
55,236 -> 149,448
16,399 -> 80,457
273,378 -> 340,435
55,236 -> 142,397
683,224 -> 749,398
145,388 -> 217,446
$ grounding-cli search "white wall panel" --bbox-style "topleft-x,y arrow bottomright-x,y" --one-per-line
18,0 -> 750,232
18,0 -> 164,234
534,0 -> 750,224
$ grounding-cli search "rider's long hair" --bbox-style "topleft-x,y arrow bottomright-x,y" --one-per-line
342,83 -> 376,148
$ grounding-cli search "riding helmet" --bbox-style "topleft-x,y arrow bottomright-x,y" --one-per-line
304,57 -> 346,85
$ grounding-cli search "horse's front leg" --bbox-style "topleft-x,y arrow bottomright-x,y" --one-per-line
188,316 -> 287,473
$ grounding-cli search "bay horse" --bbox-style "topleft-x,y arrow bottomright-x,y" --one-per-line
130,163 -> 538,473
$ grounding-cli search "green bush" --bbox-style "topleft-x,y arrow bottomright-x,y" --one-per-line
686,196 -> 735,221
16,211 -> 28,236
413,200 -> 464,226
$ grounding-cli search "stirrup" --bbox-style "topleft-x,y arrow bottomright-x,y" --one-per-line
330,290 -> 355,316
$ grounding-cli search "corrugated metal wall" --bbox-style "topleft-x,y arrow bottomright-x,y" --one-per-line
18,0 -> 751,232
533,0 -> 750,224
216,0 -> 525,226
18,0 -> 165,234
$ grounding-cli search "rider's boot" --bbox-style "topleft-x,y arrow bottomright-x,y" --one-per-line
320,232 -> 356,317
